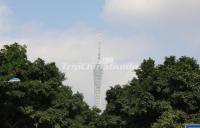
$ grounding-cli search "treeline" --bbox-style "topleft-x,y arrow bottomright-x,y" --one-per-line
0,43 -> 199,128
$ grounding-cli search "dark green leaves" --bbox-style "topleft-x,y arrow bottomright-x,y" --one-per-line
104,56 -> 200,128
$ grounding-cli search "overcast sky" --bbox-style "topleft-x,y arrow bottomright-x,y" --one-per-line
0,0 -> 200,109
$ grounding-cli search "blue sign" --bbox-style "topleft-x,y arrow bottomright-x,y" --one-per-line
186,124 -> 200,128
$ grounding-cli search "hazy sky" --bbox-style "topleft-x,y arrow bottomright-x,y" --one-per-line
0,0 -> 200,109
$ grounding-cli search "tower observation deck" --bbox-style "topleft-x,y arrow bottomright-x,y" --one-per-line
93,43 -> 103,108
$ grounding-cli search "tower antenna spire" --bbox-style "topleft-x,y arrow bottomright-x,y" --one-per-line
98,42 -> 101,61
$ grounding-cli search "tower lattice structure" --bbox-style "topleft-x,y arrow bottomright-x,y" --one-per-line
93,43 -> 103,108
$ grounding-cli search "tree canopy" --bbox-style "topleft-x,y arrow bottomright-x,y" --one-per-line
0,43 -> 99,128
103,56 -> 200,128
0,43 -> 200,128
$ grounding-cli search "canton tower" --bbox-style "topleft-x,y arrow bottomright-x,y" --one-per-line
93,43 -> 103,108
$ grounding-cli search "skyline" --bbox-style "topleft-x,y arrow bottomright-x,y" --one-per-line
0,0 -> 200,108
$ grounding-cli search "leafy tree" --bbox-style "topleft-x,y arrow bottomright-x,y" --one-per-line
0,43 -> 29,81
103,56 -> 200,128
27,58 -> 65,83
1,43 -> 200,128
0,43 -> 99,128
152,110 -> 186,128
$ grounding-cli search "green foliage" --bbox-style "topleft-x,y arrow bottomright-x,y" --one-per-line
103,56 -> 200,128
94,114 -> 123,128
28,58 -> 65,83
1,43 -> 200,128
0,43 -> 29,81
0,81 -> 98,128
0,43 -> 98,128
152,110 -> 186,128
